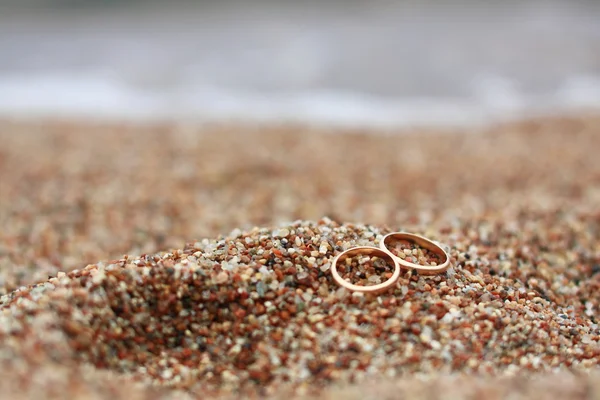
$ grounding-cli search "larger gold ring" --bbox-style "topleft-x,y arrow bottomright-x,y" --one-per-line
380,232 -> 450,275
330,246 -> 400,293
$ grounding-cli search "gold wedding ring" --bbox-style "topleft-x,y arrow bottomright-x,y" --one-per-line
380,232 -> 450,275
330,246 -> 400,293
330,232 -> 451,292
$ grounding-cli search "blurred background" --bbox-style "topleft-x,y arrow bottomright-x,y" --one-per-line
1,0 -> 599,127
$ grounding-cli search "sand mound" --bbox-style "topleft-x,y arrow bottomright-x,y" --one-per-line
2,219 -> 598,397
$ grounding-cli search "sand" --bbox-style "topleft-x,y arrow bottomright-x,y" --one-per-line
0,115 -> 599,399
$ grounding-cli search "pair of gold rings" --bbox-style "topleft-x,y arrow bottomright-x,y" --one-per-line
330,232 -> 450,293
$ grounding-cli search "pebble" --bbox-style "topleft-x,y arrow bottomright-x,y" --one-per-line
274,229 -> 290,238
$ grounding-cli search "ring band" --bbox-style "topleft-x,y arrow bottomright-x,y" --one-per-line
330,246 -> 400,293
380,232 -> 450,275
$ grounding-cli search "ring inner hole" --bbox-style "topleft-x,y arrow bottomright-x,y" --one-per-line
385,238 -> 443,266
339,253 -> 394,286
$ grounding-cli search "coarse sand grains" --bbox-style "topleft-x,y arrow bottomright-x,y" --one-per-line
0,115 -> 599,399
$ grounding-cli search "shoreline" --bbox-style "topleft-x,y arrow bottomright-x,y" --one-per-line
2,1 -> 600,130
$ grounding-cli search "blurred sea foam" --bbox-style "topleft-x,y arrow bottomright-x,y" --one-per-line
1,0 -> 600,127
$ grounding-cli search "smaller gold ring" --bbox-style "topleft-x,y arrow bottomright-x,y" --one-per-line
380,232 -> 450,275
330,246 -> 400,293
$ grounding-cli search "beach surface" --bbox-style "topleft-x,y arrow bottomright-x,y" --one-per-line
0,115 -> 599,398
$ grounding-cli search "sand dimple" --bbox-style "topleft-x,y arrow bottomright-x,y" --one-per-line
1,219 -> 599,397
